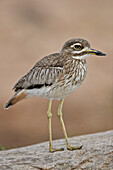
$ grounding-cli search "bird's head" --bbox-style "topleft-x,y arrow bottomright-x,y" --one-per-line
61,38 -> 106,59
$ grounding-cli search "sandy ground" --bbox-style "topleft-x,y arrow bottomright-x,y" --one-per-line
0,0 -> 113,148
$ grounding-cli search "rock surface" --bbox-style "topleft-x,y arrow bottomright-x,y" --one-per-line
0,130 -> 113,170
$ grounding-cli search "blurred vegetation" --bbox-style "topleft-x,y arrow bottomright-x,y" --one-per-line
0,145 -> 5,151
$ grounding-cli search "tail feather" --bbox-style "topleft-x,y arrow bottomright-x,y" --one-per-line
4,91 -> 26,109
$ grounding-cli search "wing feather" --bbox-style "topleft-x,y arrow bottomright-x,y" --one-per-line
13,53 -> 64,91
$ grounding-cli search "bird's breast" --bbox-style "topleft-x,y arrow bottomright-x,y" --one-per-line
63,59 -> 88,86
46,59 -> 88,99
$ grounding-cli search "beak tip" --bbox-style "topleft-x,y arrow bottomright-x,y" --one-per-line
96,51 -> 106,56
101,53 -> 106,56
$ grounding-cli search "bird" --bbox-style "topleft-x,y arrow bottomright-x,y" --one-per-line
4,38 -> 106,152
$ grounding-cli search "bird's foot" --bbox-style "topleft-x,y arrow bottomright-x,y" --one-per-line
67,145 -> 82,151
49,147 -> 64,153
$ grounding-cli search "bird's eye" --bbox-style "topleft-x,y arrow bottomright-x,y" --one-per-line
74,44 -> 82,51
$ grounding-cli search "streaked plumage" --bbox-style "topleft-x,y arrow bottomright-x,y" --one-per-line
4,38 -> 106,152
13,55 -> 87,99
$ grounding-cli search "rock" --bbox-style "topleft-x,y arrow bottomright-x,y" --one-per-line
0,130 -> 113,170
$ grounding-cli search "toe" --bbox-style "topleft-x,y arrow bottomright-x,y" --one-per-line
67,145 -> 82,151
49,147 -> 64,152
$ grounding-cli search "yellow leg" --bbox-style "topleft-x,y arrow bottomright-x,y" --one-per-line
57,99 -> 82,151
47,100 -> 64,152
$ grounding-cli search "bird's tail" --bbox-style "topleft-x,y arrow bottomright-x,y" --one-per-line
4,90 -> 26,109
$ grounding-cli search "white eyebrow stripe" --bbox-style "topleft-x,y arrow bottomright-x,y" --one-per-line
70,43 -> 81,48
72,47 -> 89,54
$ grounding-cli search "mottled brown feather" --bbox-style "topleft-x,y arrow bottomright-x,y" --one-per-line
13,53 -> 64,91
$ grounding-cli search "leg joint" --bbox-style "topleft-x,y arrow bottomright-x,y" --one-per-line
57,111 -> 62,117
47,111 -> 52,118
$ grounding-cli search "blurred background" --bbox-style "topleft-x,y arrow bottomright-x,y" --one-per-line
0,0 -> 113,149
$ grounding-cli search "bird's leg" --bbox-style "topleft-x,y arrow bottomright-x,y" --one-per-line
47,100 -> 64,152
57,99 -> 82,151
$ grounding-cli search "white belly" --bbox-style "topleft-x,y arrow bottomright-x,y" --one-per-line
25,82 -> 82,100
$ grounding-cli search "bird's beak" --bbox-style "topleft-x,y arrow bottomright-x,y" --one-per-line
86,48 -> 106,56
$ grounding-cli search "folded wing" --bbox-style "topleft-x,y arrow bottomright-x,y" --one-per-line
13,53 -> 64,92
